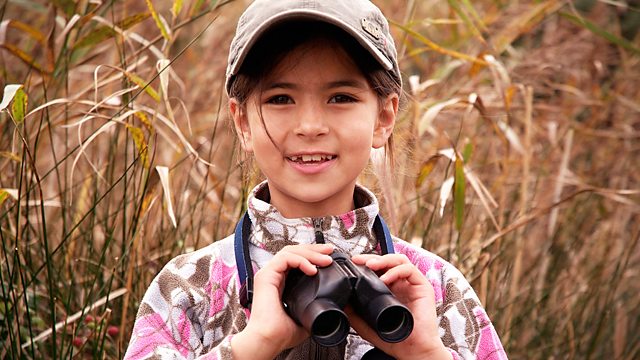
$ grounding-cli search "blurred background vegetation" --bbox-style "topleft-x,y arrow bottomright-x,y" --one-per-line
0,0 -> 638,358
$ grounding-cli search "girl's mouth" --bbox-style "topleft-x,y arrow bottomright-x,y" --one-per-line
287,154 -> 337,164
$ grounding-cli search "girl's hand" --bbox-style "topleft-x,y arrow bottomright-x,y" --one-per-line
231,243 -> 334,360
347,254 -> 451,360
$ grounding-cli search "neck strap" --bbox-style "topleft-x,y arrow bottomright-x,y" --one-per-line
234,212 -> 395,309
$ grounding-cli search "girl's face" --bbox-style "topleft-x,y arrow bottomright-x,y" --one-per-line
230,38 -> 398,218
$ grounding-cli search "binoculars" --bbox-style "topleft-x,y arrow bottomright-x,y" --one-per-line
282,252 -> 413,347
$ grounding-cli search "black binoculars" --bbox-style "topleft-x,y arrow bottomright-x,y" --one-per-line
282,252 -> 414,347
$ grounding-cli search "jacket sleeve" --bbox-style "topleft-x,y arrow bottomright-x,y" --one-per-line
396,241 -> 508,360
124,249 -> 246,360
123,304 -> 234,359
436,265 -> 508,360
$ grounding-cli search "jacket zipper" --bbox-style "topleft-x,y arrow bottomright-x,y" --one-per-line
312,218 -> 327,360
313,217 -> 325,244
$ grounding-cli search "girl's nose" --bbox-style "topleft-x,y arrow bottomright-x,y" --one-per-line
294,105 -> 329,138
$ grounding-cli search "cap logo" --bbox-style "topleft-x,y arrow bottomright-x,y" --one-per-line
361,18 -> 382,40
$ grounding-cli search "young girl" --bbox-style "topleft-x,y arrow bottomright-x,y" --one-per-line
124,0 -> 508,359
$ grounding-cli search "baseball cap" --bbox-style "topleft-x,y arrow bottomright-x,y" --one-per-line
225,0 -> 401,94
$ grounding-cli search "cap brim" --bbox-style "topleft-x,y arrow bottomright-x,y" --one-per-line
228,9 -> 393,78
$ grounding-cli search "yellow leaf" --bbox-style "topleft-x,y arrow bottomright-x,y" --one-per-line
392,20 -> 488,66
0,44 -> 50,74
127,124 -> 150,169
145,0 -> 171,41
468,51 -> 488,77
505,84 -> 517,110
4,20 -> 46,44
134,111 -> 153,132
125,72 -> 160,102
140,192 -> 156,215
416,157 -> 439,187
0,152 -> 21,162
172,0 -> 183,18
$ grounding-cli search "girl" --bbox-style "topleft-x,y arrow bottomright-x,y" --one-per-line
125,0 -> 508,359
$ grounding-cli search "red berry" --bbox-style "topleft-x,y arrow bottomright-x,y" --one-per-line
107,325 -> 119,338
72,337 -> 84,347
84,315 -> 95,323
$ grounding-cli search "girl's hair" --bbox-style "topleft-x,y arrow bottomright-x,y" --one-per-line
228,20 -> 402,164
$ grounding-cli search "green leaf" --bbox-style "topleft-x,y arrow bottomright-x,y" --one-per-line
447,0 -> 485,43
51,0 -> 75,17
191,0 -> 207,15
454,157 -> 466,231
73,13 -> 151,50
460,0 -> 487,31
11,88 -> 28,125
560,11 -> 640,56
0,190 -> 9,207
462,141 -> 473,163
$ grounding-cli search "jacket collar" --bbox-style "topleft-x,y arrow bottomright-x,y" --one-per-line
246,181 -> 380,256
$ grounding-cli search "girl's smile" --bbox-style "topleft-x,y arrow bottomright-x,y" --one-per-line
285,152 -> 338,175
230,37 -> 398,218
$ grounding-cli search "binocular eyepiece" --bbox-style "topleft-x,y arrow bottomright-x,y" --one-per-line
282,252 -> 414,347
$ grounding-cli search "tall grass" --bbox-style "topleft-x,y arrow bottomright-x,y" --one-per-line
0,0 -> 638,358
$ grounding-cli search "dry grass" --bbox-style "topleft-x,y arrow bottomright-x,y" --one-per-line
0,0 -> 638,358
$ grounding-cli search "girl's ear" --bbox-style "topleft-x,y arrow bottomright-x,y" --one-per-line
372,93 -> 399,149
229,98 -> 253,153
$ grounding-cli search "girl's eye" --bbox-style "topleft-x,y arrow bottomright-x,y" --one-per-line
329,94 -> 357,104
266,95 -> 293,105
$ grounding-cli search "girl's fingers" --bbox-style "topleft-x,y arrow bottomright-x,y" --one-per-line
352,254 -> 428,288
352,253 -> 410,272
350,253 -> 379,264
379,263 -> 427,285
261,243 -> 334,276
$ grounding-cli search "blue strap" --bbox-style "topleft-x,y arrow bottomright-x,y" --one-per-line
233,214 -> 246,281
234,212 -> 253,308
373,215 -> 395,255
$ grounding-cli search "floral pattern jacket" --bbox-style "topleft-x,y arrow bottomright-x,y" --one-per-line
124,182 -> 508,359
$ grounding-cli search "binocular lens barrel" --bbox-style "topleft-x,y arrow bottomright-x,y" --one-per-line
360,293 -> 413,343
374,305 -> 413,343
302,299 -> 350,347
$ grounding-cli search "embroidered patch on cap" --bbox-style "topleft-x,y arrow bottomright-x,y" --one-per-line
361,18 -> 382,40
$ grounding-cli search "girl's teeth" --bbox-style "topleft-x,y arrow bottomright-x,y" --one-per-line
289,155 -> 334,162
